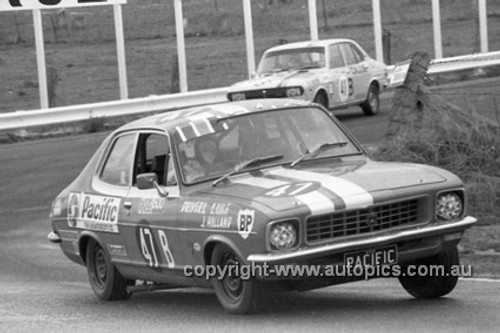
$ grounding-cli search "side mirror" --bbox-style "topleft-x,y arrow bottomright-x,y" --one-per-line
137,173 -> 169,198
137,173 -> 157,190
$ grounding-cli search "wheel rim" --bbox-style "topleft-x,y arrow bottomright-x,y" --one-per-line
90,246 -> 108,290
219,251 -> 243,302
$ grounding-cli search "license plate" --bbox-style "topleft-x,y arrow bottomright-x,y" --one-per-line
344,245 -> 398,267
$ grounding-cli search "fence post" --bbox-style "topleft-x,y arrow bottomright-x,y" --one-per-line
386,51 -> 431,140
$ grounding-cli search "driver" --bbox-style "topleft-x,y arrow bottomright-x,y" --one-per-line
182,136 -> 221,183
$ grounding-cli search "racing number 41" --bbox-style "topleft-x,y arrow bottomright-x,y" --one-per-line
138,227 -> 175,269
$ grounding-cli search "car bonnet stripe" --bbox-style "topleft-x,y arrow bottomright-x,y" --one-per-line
233,173 -> 335,215
267,168 -> 373,210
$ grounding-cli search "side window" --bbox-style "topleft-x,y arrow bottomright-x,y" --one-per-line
329,44 -> 344,69
350,44 -> 365,62
100,133 -> 136,186
340,43 -> 358,66
134,133 -> 175,186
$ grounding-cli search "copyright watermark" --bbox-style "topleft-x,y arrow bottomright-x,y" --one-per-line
184,262 -> 473,281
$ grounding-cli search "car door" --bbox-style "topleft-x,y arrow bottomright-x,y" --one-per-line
339,42 -> 372,102
121,131 -> 185,279
327,43 -> 354,107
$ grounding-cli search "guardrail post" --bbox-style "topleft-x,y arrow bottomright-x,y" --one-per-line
386,51 -> 431,140
372,0 -> 384,63
431,0 -> 443,59
33,9 -> 49,109
308,0 -> 319,41
478,0 -> 489,53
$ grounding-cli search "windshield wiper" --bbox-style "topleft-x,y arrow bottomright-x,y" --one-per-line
290,142 -> 348,168
298,65 -> 322,70
212,154 -> 283,187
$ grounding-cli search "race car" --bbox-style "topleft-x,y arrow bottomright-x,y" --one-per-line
227,39 -> 388,116
48,99 -> 475,314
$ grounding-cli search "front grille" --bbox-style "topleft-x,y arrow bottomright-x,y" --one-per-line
244,88 -> 288,99
306,199 -> 421,243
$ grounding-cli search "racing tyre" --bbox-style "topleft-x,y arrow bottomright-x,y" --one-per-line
398,246 -> 459,299
313,92 -> 328,109
211,244 -> 266,314
361,83 -> 379,116
86,238 -> 132,301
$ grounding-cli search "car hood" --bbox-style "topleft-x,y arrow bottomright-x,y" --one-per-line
198,161 -> 451,213
230,70 -> 318,90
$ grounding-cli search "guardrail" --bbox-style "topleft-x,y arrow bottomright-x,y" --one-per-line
428,50 -> 500,74
0,87 -> 228,131
1,51 -> 500,132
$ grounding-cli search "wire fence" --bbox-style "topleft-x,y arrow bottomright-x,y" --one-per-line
1,0 -> 500,113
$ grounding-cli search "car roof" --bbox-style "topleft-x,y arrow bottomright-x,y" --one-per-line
116,99 -> 312,135
263,38 -> 355,53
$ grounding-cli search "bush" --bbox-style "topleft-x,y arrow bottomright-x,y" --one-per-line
373,87 -> 500,225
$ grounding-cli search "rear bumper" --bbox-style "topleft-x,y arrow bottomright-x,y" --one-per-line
247,216 -> 476,264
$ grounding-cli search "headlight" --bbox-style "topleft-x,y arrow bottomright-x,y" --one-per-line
269,221 -> 299,251
230,92 -> 246,101
436,191 -> 463,221
286,87 -> 303,97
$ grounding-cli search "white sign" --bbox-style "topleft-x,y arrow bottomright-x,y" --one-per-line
387,60 -> 411,88
0,0 -> 126,11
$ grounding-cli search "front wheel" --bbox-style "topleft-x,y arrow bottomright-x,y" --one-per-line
361,83 -> 380,116
210,244 -> 265,314
398,246 -> 460,299
86,238 -> 132,301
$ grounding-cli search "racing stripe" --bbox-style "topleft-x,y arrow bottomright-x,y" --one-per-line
294,191 -> 335,215
189,122 -> 201,137
176,126 -> 187,142
233,173 -> 335,215
268,168 -> 373,210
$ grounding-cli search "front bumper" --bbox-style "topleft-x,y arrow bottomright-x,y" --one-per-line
247,216 -> 476,263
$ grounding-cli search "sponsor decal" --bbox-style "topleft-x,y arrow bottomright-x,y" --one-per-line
67,192 -> 120,233
106,244 -> 128,258
237,209 -> 255,240
201,202 -> 232,230
138,197 -> 165,215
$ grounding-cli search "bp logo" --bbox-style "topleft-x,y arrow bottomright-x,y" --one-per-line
67,192 -> 80,228
237,209 -> 255,240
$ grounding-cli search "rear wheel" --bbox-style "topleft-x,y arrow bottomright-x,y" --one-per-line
86,238 -> 132,301
313,91 -> 328,109
361,83 -> 379,116
398,246 -> 459,299
210,244 -> 265,314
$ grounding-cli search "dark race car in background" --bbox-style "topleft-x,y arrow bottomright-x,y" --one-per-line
49,99 -> 475,314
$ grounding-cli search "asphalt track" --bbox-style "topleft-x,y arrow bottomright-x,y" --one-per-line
1,101 -> 499,332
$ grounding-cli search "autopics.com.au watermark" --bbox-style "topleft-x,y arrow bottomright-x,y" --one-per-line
184,262 -> 473,281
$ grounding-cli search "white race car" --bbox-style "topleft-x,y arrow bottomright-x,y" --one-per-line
227,38 -> 388,116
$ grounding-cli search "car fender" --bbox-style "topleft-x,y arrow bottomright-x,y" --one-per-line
78,230 -> 106,265
203,235 -> 248,266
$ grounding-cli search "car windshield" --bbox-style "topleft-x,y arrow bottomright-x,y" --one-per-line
175,107 -> 361,185
257,47 -> 326,74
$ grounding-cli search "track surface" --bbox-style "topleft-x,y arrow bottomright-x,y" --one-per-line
1,101 -> 499,332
